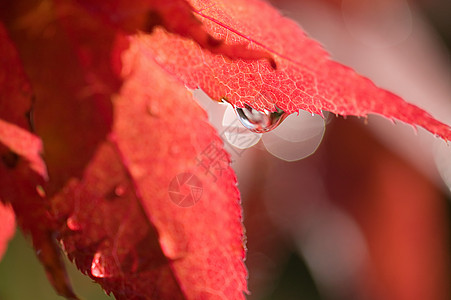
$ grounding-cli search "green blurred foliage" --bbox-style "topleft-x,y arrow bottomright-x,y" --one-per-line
0,230 -> 113,300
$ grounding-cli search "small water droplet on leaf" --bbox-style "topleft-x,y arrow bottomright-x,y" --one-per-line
91,252 -> 111,278
234,104 -> 288,133
66,217 -> 81,231
147,102 -> 160,117
114,184 -> 127,197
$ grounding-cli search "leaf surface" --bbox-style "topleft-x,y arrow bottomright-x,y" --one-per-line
0,20 -> 79,299
2,1 -> 246,299
53,35 -> 246,299
116,38 -> 246,299
0,23 -> 43,176
1,1 -> 246,298
53,141 -> 185,300
141,0 -> 451,141
0,24 -> 33,131
0,0 -> 115,196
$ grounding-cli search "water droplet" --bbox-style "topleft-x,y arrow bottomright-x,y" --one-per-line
66,216 -> 81,231
91,252 -> 111,278
147,102 -> 160,117
234,104 -> 288,133
114,184 -> 126,197
222,105 -> 262,150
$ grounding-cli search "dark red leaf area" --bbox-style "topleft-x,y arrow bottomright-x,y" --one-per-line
0,19 -> 78,299
0,0 -> 114,195
0,2 -> 118,298
53,142 -> 184,300
0,138 -> 76,298
0,25 -> 33,131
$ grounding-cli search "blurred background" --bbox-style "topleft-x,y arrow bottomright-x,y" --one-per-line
240,0 -> 451,299
1,0 -> 450,299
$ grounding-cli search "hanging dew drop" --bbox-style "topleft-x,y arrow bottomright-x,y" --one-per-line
234,104 -> 288,133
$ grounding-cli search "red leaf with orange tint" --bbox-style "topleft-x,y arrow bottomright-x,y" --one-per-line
115,39 -> 246,299
141,0 -> 451,141
52,36 -> 246,299
53,142 -> 185,299
2,0 -> 246,297
2,0 -> 247,298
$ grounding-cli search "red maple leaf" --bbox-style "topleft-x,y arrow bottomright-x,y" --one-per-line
0,202 -> 15,261
141,0 -> 451,140
0,0 -> 449,299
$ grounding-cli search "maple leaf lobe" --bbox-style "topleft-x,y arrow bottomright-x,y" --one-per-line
111,36 -> 247,299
